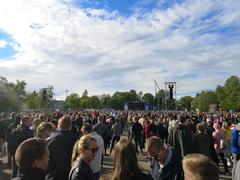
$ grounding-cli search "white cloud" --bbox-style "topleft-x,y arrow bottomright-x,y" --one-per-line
0,0 -> 239,100
0,40 -> 7,48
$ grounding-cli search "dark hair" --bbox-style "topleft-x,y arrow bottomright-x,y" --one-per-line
81,123 -> 93,134
112,139 -> 141,180
15,138 -> 48,169
178,115 -> 186,123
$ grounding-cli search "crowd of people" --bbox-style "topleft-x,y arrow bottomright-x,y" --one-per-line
0,110 -> 240,180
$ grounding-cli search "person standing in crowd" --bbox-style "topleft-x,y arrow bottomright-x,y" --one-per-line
46,115 -> 78,180
12,138 -> 49,180
182,154 -> 219,180
112,138 -> 153,180
81,123 -> 104,179
9,116 -> 33,178
192,123 -> 218,164
145,119 -> 158,139
212,122 -> 230,175
110,118 -> 122,155
206,118 -> 215,135
222,121 -> 232,166
93,115 -> 109,155
69,135 -> 97,180
131,116 -> 143,154
156,119 -> 168,144
168,115 -> 193,158
36,122 -> 54,140
139,114 -> 147,148
230,123 -> 240,178
6,115 -> 21,167
146,136 -> 183,180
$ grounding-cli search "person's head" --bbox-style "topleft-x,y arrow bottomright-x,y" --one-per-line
197,123 -> 206,134
206,118 -> 212,126
21,116 -> 32,127
81,123 -> 93,134
98,114 -> 105,123
133,116 -> 138,123
36,122 -> 54,140
183,154 -> 219,180
112,139 -> 140,180
32,118 -> 42,129
222,121 -> 229,129
71,135 -> 97,164
99,173 -> 112,180
15,138 -> 49,171
145,136 -> 165,164
57,115 -> 72,130
15,116 -> 21,123
178,115 -> 186,124
213,123 -> 221,131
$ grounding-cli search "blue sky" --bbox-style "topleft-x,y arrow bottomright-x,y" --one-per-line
0,0 -> 239,99
0,31 -> 17,59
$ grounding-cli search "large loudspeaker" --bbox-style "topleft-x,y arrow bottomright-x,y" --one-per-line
168,85 -> 174,99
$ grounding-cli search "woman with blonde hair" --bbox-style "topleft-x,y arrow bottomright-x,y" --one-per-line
69,135 -> 98,180
112,138 -> 153,180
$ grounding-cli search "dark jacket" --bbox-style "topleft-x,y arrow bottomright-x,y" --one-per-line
192,133 -> 218,163
69,158 -> 96,180
168,124 -> 193,157
12,167 -> 45,180
160,149 -> 183,180
149,148 -> 183,180
157,123 -> 168,142
9,124 -> 33,155
46,129 -> 78,180
93,122 -> 109,140
132,122 -> 143,137
130,172 -> 154,180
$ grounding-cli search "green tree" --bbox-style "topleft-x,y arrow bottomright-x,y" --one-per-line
142,93 -> 155,105
86,96 -> 100,109
111,91 -> 127,110
64,93 -> 80,109
195,91 -> 217,112
24,91 -> 41,110
215,76 -> 240,111
128,90 -> 138,101
39,86 -> 54,109
0,76 -> 22,111
177,96 -> 193,111
155,89 -> 168,110
82,89 -> 88,98
99,94 -> 111,108
223,76 -> 240,111
215,85 -> 226,110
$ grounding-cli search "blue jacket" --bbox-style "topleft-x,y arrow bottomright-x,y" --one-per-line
230,129 -> 240,154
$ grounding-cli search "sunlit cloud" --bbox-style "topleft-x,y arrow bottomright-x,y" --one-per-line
0,0 -> 239,99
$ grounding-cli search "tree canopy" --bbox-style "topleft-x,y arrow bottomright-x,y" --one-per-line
1,75 -> 240,112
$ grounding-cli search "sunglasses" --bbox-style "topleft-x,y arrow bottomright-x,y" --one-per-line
146,155 -> 160,161
85,147 -> 99,153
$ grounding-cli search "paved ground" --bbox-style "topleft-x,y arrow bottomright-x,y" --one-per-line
1,138 -> 233,180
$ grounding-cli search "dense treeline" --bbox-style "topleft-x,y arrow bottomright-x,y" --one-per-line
0,75 -> 239,112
